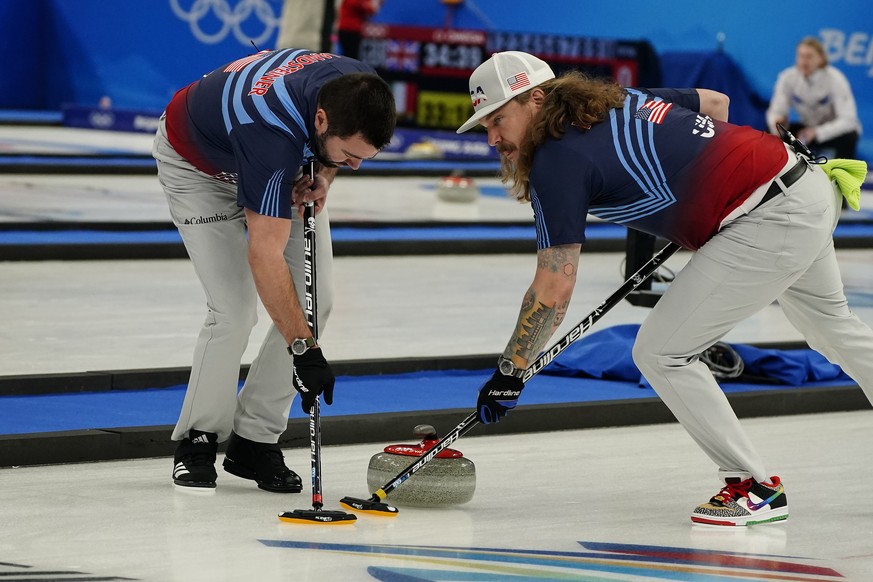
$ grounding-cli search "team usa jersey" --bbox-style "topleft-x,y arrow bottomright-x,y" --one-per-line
164,49 -> 376,220
530,88 -> 789,250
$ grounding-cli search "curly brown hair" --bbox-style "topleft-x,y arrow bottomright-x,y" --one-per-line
504,71 -> 626,202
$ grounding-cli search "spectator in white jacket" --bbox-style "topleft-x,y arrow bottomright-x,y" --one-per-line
766,36 -> 861,160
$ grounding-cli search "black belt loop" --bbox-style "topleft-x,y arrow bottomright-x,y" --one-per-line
753,158 -> 808,211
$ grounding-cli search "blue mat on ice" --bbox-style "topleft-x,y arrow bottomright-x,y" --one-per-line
0,373 -> 850,436
0,371 -> 612,435
545,324 -> 852,387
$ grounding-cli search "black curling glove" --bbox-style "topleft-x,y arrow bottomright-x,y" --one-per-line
292,347 -> 335,413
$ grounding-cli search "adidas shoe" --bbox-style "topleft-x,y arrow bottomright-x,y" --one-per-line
222,432 -> 302,493
172,429 -> 218,488
691,476 -> 788,526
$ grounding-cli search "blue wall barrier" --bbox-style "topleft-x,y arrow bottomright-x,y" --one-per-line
0,1 -> 46,109
380,0 -> 871,161
2,0 -> 869,160
0,0 -> 285,111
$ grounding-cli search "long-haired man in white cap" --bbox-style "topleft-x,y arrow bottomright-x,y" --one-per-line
459,51 -> 873,526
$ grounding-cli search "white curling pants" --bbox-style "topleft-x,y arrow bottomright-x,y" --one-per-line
153,118 -> 334,444
633,160 -> 873,482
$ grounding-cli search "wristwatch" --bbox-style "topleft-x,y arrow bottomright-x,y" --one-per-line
497,355 -> 524,378
288,337 -> 317,356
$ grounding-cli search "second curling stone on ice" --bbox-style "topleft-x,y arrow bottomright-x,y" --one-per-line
366,424 -> 476,507
435,175 -> 479,203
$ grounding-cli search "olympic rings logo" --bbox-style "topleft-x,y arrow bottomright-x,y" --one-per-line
170,0 -> 281,46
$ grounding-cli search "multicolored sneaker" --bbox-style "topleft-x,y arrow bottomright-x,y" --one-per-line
691,476 -> 788,526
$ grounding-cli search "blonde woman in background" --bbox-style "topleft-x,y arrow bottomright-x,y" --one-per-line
766,36 -> 861,160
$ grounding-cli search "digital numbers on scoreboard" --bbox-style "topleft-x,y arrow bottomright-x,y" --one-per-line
361,24 -> 484,129
420,41 -> 482,74
416,91 -> 473,128
360,24 -> 648,131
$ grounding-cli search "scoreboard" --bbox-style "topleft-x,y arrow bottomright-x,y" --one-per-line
359,24 -> 659,131
359,24 -> 486,129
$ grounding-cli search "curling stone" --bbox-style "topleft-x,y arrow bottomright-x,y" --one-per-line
435,174 -> 479,203
366,424 -> 475,507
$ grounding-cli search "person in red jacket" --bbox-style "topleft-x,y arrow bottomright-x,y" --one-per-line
337,0 -> 381,60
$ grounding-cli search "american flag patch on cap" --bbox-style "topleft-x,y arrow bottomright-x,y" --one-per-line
506,72 -> 530,91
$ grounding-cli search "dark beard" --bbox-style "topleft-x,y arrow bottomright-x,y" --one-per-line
310,131 -> 339,168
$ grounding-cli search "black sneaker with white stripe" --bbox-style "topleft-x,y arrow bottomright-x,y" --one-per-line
173,429 -> 218,488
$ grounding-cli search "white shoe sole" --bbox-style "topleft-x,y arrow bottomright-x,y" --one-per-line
691,506 -> 788,527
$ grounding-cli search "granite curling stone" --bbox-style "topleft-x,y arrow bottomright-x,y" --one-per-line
366,424 -> 476,507
435,174 -> 479,203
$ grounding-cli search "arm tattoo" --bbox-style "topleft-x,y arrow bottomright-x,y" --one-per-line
520,288 -> 535,312
505,291 -> 558,363
537,246 -> 578,277
554,299 -> 570,326
505,245 -> 579,364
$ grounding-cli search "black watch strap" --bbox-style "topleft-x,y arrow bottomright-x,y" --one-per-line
497,355 -> 524,378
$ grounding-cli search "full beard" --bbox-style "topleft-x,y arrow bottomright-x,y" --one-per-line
498,143 -> 516,183
311,131 -> 339,168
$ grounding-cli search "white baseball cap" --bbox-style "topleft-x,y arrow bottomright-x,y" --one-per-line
456,51 -> 555,134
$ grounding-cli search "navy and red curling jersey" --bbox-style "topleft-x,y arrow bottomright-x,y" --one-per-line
164,49 -> 376,220
530,88 -> 789,251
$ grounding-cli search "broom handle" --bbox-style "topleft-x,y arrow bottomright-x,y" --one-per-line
372,241 -> 682,500
303,162 -> 322,510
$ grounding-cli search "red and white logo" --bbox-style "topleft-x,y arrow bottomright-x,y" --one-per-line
471,85 -> 487,108
224,50 -> 270,73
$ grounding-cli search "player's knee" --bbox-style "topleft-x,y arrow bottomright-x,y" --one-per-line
632,333 -> 659,375
207,304 -> 258,336
234,305 -> 259,333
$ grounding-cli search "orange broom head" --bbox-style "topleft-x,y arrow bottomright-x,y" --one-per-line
339,496 -> 399,516
278,509 -> 357,525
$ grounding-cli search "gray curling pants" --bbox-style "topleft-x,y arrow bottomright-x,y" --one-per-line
153,118 -> 333,444
633,159 -> 873,483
